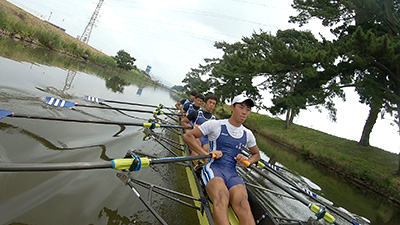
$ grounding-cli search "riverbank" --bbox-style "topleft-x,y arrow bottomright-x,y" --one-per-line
214,105 -> 400,208
0,1 -> 153,84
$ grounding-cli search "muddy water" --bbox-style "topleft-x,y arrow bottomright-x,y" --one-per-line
1,39 -> 398,225
0,42 -> 197,224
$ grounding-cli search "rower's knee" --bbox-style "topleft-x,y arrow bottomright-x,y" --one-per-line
233,197 -> 251,211
213,190 -> 230,208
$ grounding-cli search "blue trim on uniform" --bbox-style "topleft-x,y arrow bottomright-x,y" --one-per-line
194,110 -> 215,146
201,123 -> 248,189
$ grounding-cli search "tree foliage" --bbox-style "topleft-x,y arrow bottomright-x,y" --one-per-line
105,76 -> 128,93
242,29 -> 339,128
171,85 -> 185,93
180,0 -> 399,143
210,41 -> 261,104
181,29 -> 338,128
181,67 -> 210,95
291,0 -> 400,146
113,49 -> 136,71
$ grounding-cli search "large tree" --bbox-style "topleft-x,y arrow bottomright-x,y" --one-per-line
182,41 -> 261,105
182,67 -> 211,95
209,41 -> 261,104
242,29 -> 338,128
290,0 -> 400,146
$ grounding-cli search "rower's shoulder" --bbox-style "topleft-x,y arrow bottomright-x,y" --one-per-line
242,124 -> 254,135
202,118 -> 223,127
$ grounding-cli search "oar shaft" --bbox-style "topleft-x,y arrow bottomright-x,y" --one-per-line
7,114 -> 190,129
244,150 -> 317,199
77,104 -> 180,116
0,155 -> 211,172
149,154 -> 213,165
11,114 -> 143,126
46,97 -> 181,116
250,157 -> 358,223
86,95 -> 174,110
0,162 -> 112,172
247,164 -> 339,224
106,100 -> 174,110
250,165 -> 309,205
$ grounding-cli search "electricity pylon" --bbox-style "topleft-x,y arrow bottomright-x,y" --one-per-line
80,0 -> 104,44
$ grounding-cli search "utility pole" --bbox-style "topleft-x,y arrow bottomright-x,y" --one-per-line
80,0 -> 104,44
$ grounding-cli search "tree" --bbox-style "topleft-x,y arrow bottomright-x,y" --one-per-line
113,50 -> 136,71
290,0 -> 400,146
209,41 -> 261,104
181,67 -> 210,95
242,29 -> 339,128
171,85 -> 185,93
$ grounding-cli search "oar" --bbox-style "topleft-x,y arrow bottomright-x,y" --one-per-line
241,160 -> 360,225
85,95 -> 175,110
0,154 -> 216,172
45,97 -> 182,116
0,110 -> 191,130
241,150 -> 318,199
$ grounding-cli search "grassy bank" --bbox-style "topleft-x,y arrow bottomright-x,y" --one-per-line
214,105 -> 400,207
0,1 -> 153,84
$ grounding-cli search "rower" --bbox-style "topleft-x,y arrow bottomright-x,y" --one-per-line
180,94 -> 204,126
184,94 -> 260,225
175,91 -> 197,114
181,94 -> 218,166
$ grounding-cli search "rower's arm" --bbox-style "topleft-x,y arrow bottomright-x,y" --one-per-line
247,145 -> 261,164
180,117 -> 191,128
183,129 -> 209,155
175,102 -> 181,109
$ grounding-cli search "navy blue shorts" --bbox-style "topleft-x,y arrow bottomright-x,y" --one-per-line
199,135 -> 209,146
201,161 -> 245,190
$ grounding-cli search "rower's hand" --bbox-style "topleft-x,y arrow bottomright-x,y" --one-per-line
234,154 -> 249,167
210,150 -> 223,159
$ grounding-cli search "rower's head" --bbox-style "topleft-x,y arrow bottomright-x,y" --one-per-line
204,95 -> 218,113
189,91 -> 197,102
230,94 -> 255,125
194,94 -> 205,107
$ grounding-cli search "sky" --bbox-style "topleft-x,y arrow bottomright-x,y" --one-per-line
6,0 -> 399,154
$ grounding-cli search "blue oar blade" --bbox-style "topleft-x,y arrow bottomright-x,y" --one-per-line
45,97 -> 76,107
0,110 -> 13,119
295,183 -> 318,199
85,95 -> 105,103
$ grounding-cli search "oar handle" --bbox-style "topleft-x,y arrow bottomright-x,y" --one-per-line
241,160 -> 251,167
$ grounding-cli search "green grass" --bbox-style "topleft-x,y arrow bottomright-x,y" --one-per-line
214,104 -> 400,205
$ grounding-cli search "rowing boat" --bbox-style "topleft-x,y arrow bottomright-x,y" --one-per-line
177,127 -> 279,225
0,95 -> 366,225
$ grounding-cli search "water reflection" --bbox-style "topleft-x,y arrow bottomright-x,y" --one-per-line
0,122 -> 112,161
97,207 -> 151,225
106,76 -> 128,93
62,70 -> 77,92
137,87 -> 143,96
0,40 -> 187,225
0,38 -> 172,94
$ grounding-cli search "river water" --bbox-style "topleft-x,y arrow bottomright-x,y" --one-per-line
0,39 -> 398,225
